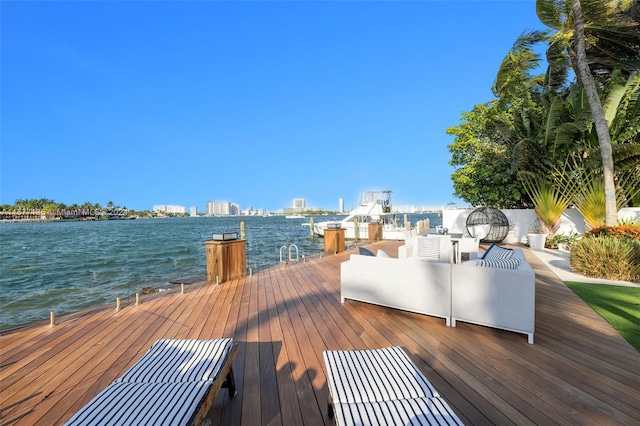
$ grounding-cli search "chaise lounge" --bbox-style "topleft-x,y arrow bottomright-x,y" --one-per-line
323,346 -> 464,425
64,338 -> 238,426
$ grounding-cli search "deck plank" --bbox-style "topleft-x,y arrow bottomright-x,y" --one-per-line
1,241 -> 639,425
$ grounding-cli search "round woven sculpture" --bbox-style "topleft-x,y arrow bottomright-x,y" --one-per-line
465,207 -> 510,243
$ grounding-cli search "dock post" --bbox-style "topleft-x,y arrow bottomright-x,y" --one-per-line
309,218 -> 315,239
50,312 -> 56,327
136,293 -> 140,305
240,221 -> 246,240
116,298 -> 121,312
181,283 -> 185,294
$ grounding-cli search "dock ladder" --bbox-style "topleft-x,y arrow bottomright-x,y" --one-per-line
279,239 -> 299,265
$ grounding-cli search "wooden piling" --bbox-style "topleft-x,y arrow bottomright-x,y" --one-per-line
50,312 -> 56,327
136,293 -> 140,305
309,218 -> 315,239
116,298 -> 121,312
240,221 -> 246,240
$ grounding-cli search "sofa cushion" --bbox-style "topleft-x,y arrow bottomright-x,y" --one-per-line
377,249 -> 390,258
477,258 -> 521,269
482,243 -> 513,260
359,247 -> 375,256
417,237 -> 440,259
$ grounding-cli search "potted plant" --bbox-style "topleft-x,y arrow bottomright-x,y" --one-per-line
527,219 -> 547,251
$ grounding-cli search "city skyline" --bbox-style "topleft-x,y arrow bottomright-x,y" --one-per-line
152,196 -> 453,216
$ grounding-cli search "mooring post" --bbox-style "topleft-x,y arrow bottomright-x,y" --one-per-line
136,293 -> 140,305
116,297 -> 121,312
50,311 -> 56,327
181,283 -> 185,294
309,217 -> 315,239
240,220 -> 246,240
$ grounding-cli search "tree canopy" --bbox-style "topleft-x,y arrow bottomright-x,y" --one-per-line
448,0 -> 640,209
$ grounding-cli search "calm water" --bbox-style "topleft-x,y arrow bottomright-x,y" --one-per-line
0,214 -> 439,329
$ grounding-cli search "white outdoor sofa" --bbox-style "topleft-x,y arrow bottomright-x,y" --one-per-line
341,253 -> 452,325
451,247 -> 535,344
340,245 -> 536,343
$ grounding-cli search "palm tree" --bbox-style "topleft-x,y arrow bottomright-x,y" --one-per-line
536,0 -> 640,225
570,0 -> 618,225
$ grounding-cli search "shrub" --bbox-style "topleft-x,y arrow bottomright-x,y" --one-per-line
570,236 -> 640,282
587,225 -> 640,241
547,232 -> 581,249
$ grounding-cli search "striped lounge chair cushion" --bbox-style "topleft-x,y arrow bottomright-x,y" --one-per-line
323,346 -> 439,404
332,396 -> 465,426
116,338 -> 234,383
64,381 -> 211,426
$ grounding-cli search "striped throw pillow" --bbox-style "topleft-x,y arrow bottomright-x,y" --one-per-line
481,243 -> 513,260
477,258 -> 521,269
417,237 -> 440,259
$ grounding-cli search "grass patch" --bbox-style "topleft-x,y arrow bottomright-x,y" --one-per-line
566,282 -> 640,352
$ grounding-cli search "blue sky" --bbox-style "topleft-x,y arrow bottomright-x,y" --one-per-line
1,1 -> 546,212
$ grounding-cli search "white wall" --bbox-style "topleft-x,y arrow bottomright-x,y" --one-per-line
443,207 -> 640,244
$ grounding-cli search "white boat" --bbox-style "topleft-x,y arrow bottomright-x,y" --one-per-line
285,214 -> 305,219
313,191 -> 406,240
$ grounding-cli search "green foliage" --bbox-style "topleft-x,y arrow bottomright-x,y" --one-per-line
521,178 -> 574,237
447,104 -> 532,208
448,3 -> 639,210
547,231 -> 581,249
570,236 -> 640,282
566,282 -> 640,352
574,176 -> 607,229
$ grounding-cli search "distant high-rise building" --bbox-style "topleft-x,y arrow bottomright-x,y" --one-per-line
206,201 -> 241,216
190,206 -> 198,216
292,198 -> 306,209
339,198 -> 344,213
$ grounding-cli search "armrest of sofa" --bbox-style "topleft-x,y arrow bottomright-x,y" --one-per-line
398,239 -> 415,259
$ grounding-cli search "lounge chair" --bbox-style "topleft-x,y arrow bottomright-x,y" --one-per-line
64,338 -> 238,426
323,346 -> 464,425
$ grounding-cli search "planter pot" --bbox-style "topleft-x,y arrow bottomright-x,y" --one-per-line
527,233 -> 546,251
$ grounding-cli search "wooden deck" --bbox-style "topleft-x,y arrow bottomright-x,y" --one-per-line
1,241 -> 639,425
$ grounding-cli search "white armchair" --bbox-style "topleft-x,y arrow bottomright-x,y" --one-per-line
456,235 -> 480,263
